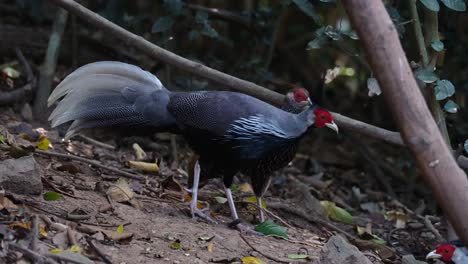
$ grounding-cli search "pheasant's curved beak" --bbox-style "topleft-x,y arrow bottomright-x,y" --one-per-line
426,250 -> 441,260
307,98 -> 313,106
325,121 -> 339,134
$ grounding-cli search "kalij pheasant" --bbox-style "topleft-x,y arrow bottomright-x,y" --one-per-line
48,61 -> 338,228
427,240 -> 468,263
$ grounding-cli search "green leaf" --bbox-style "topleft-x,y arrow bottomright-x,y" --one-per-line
287,254 -> 309,259
0,134 -> 5,144
431,40 -> 444,52
164,0 -> 183,15
464,140 -> 468,153
440,0 -> 466,11
419,0 -> 440,11
435,80 -> 455,100
292,0 -> 321,24
188,30 -> 199,40
320,201 -> 353,224
43,191 -> 62,201
243,196 -> 267,208
306,37 -> 328,49
324,26 -> 341,41
444,100 -> 458,113
201,22 -> 219,38
169,240 -> 181,250
151,16 -> 174,33
345,31 -> 359,40
254,220 -> 288,238
116,224 -> 124,234
415,69 -> 438,83
195,11 -> 209,23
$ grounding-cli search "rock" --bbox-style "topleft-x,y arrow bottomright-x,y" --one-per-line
315,235 -> 372,264
401,254 -> 428,264
0,155 -> 43,195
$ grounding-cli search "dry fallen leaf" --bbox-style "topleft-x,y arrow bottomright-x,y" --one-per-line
107,178 -> 134,203
132,143 -> 147,160
127,160 -> 159,173
242,256 -> 264,264
207,243 -> 214,253
385,210 -> 409,229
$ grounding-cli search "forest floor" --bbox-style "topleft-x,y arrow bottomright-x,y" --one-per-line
0,108 -> 446,264
0,4 -> 448,262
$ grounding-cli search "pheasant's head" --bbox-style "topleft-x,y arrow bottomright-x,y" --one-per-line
313,108 -> 338,133
427,243 -> 457,262
285,88 -> 311,112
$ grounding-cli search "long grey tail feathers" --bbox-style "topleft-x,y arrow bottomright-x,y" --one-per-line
48,61 -> 167,139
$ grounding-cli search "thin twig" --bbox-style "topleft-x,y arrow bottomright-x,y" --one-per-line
67,228 -> 78,246
243,201 -> 294,229
267,234 -> 323,248
424,215 -> 444,242
29,215 -> 39,253
78,135 -> 116,150
8,243 -> 60,264
86,237 -> 113,264
15,48 -> 34,82
239,233 -> 291,263
35,149 -> 145,181
42,176 -> 83,199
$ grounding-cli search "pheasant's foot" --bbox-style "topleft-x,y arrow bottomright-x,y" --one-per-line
228,219 -> 263,236
189,202 -> 217,224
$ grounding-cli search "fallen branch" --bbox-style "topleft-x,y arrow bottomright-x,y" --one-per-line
47,0 -> 403,147
34,149 -> 145,181
45,0 -> 468,172
86,237 -> 113,264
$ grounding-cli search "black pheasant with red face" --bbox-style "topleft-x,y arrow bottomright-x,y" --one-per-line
48,61 -> 338,228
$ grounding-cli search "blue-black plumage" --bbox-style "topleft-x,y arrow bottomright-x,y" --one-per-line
48,61 -> 338,229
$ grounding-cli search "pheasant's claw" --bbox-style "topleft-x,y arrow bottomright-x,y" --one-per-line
189,202 -> 217,224
228,220 -> 263,236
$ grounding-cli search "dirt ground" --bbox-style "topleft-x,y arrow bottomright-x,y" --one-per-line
0,114 -> 446,263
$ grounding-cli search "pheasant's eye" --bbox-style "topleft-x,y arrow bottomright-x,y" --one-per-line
445,249 -> 450,253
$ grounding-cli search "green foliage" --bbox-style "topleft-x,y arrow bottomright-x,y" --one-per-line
254,220 -> 288,238
419,0 -> 440,12
307,25 -> 356,50
43,191 -> 62,201
431,40 -> 444,52
320,201 -> 353,224
440,0 -> 466,11
444,100 -> 458,113
152,16 -> 174,33
292,0 -> 322,24
419,0 -> 466,11
416,69 -> 438,83
287,254 -> 309,259
435,80 -> 455,100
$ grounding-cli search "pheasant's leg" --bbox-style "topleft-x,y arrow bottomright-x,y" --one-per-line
257,196 -> 265,223
224,186 -> 239,220
224,187 -> 262,236
190,160 -> 217,224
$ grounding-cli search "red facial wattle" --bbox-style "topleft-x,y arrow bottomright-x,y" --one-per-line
314,109 -> 333,128
435,244 -> 456,262
294,90 -> 308,102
